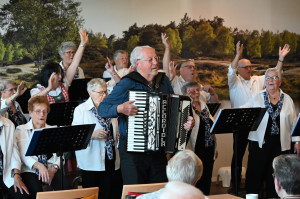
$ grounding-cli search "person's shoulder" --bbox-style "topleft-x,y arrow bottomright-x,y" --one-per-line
0,116 -> 14,127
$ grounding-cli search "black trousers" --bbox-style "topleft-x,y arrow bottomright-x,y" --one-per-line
81,157 -> 123,199
0,176 -> 30,199
118,136 -> 168,185
195,145 -> 215,195
231,131 -> 249,187
246,140 -> 289,198
13,170 -> 71,199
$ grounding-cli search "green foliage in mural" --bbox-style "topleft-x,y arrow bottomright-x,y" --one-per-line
0,39 -> 5,61
165,28 -> 182,55
247,30 -> 261,58
4,43 -> 14,61
214,26 -> 234,55
127,35 -> 140,53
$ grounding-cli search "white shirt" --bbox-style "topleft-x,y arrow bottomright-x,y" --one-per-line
242,89 -> 298,151
30,84 -> 64,97
0,98 -> 25,119
0,116 -> 21,188
103,66 -> 131,94
72,97 -> 120,171
59,61 -> 85,79
228,64 -> 265,108
171,75 -> 210,103
15,120 -> 60,174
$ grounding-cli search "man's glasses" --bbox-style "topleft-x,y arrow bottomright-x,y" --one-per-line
266,76 -> 279,81
93,90 -> 108,96
64,51 -> 75,55
139,56 -> 160,63
239,65 -> 252,70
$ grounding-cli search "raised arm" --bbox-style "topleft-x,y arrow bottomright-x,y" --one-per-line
105,57 -> 121,84
64,29 -> 88,87
275,44 -> 290,72
231,41 -> 243,69
161,33 -> 171,77
4,81 -> 27,107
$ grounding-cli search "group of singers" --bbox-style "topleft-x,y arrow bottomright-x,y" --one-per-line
0,29 -> 299,199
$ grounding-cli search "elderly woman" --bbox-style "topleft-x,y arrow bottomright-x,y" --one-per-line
182,81 -> 217,195
15,96 -> 70,199
244,68 -> 298,198
58,41 -> 85,79
72,78 -> 122,199
0,80 -> 27,126
30,30 -> 88,103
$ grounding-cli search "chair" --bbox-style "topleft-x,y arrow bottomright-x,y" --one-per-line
36,187 -> 98,199
121,182 -> 167,199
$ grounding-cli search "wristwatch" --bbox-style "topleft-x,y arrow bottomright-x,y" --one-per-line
52,164 -> 59,170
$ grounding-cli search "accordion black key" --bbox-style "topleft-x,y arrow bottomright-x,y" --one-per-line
127,90 -> 191,153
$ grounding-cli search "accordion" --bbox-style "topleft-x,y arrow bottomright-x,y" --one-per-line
127,90 -> 191,153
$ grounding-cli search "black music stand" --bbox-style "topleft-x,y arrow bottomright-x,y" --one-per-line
25,124 -> 95,189
68,78 -> 91,101
210,107 -> 267,196
16,89 -> 31,114
46,101 -> 79,126
206,103 -> 221,117
292,113 -> 300,136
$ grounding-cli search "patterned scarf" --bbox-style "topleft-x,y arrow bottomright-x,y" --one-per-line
8,105 -> 27,126
263,91 -> 284,135
91,107 -> 114,160
193,105 -> 214,147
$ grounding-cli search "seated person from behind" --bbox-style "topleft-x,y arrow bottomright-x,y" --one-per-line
58,30 -> 89,79
137,149 -> 203,199
15,96 -> 71,199
273,154 -> 300,199
0,80 -> 27,126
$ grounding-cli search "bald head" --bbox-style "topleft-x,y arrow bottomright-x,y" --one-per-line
237,58 -> 252,80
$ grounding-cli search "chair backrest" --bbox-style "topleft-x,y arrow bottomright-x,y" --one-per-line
36,187 -> 99,199
121,182 -> 167,199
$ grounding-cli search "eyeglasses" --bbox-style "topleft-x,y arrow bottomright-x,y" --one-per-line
64,51 -> 75,55
239,65 -> 252,70
189,88 -> 201,93
4,87 -> 17,92
181,65 -> 196,70
139,56 -> 160,63
93,90 -> 108,96
34,110 -> 48,115
266,76 -> 279,81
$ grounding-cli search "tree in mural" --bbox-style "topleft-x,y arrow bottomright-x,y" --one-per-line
0,39 -> 5,61
165,28 -> 182,55
247,30 -> 261,58
281,30 -> 299,54
192,22 -> 216,56
261,30 -> 274,57
181,25 -> 195,57
127,35 -> 140,53
0,0 -> 84,62
214,26 -> 234,55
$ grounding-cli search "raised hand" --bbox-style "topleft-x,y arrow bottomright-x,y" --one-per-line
79,29 -> 88,46
105,57 -> 115,74
279,44 -> 290,61
236,41 -> 243,56
161,33 -> 170,49
168,61 -> 178,80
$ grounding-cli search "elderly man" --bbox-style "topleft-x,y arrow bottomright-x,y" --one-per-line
98,45 -> 194,185
58,30 -> 88,79
103,50 -> 134,94
228,41 -> 290,191
273,154 -> 300,199
161,33 -> 218,103
137,149 -> 203,199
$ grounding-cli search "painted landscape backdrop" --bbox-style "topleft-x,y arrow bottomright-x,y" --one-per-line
0,0 -> 299,108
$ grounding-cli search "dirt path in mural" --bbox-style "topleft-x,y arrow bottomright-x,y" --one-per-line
0,63 -> 38,81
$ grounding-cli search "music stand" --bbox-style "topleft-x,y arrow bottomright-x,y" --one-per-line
16,89 -> 31,114
206,103 -> 221,117
210,107 -> 267,196
292,113 -> 300,136
25,124 -> 95,189
68,78 -> 91,101
46,102 -> 79,126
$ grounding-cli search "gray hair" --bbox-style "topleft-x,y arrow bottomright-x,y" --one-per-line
265,68 -> 282,81
181,81 -> 200,95
273,154 -> 300,195
130,46 -> 154,67
0,80 -> 16,91
58,41 -> 76,55
167,149 -> 203,184
87,78 -> 106,92
180,59 -> 195,68
113,50 -> 128,62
